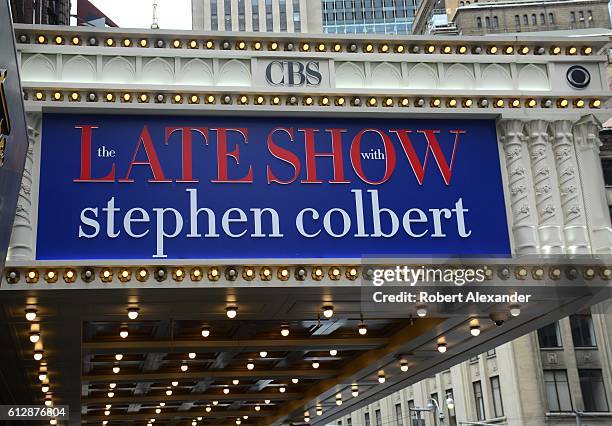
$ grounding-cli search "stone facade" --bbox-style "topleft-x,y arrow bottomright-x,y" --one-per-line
453,0 -> 611,36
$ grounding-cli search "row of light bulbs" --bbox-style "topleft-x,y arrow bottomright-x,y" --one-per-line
26,90 -> 603,110
24,307 -> 56,416
21,34 -> 594,56
8,266 -> 360,284
9,264 -> 610,285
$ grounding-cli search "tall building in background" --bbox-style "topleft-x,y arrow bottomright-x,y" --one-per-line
321,0 -> 420,34
9,0 -> 70,24
192,0 -> 323,32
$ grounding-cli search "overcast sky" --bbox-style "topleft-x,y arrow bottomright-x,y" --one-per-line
72,0 -> 192,30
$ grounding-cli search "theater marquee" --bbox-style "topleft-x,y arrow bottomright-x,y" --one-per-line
37,114 -> 510,259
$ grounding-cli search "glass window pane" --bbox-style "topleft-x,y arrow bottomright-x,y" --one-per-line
579,369 -> 610,412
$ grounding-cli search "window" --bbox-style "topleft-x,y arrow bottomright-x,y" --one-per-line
540,13 -> 545,24
251,0 -> 259,31
364,412 -> 371,426
476,17 -> 482,28
579,11 -> 584,21
485,16 -> 490,28
292,0 -> 300,31
544,370 -> 573,412
473,381 -> 486,420
224,0 -> 232,28
570,12 -> 576,23
523,14 -> 528,25
514,14 -> 520,26
549,12 -> 554,24
395,403 -> 403,426
588,10 -> 593,21
279,0 -> 287,31
408,400 -> 415,419
491,376 -> 505,417
265,0 -> 273,31
579,370 -> 609,412
531,14 -> 536,25
493,16 -> 498,28
538,322 -> 562,348
211,0 -> 218,30
375,409 -> 382,426
238,0 -> 245,30
431,393 -> 439,426
337,421 -> 342,426
446,389 -> 457,426
486,348 -> 496,357
570,310 -> 597,347
347,418 -> 352,426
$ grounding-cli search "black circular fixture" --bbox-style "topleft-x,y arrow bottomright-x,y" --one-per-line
566,65 -> 590,89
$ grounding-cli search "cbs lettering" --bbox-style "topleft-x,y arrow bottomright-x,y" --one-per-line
265,61 -> 322,87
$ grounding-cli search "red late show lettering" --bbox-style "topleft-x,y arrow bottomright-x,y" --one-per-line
350,129 -> 397,185
165,127 -> 209,183
300,128 -> 349,184
74,125 -> 116,182
267,127 -> 301,184
120,126 -> 171,183
391,129 -> 464,186
212,128 -> 253,183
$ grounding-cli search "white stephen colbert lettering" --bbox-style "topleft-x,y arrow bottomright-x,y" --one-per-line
77,188 -> 472,258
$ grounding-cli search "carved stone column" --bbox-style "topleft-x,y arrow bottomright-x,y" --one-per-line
526,120 -> 564,254
550,120 -> 590,254
7,112 -> 39,260
498,119 -> 539,254
573,115 -> 612,254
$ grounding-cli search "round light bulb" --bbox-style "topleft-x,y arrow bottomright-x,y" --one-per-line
470,325 -> 481,336
25,309 -> 37,321
329,349 -> 338,356
416,307 -> 427,317
259,351 -> 268,358
223,388 -> 230,394
437,342 -> 448,353
281,326 -> 290,337
358,323 -> 367,335
115,354 -> 123,361
188,352 -> 196,359
322,306 -> 334,319
226,307 -> 237,319
201,327 -> 210,338
127,308 -> 139,320
247,361 -> 254,370
510,306 -> 521,317
312,361 -> 320,369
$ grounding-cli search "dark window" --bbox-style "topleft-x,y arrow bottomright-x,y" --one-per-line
531,13 -> 536,25
408,400 -> 415,418
476,17 -> 482,28
571,12 -> 576,23
540,13 -> 545,24
224,0 -> 232,28
549,13 -> 554,24
515,15 -> 520,26
364,412 -> 371,426
473,381 -> 486,420
375,409 -> 382,426
279,0 -> 287,31
252,0 -> 259,31
579,11 -> 584,20
431,393 -> 439,426
538,322 -> 562,348
493,16 -> 498,28
579,369 -> 609,412
395,403 -> 403,426
347,418 -> 352,426
570,310 -> 597,347
485,16 -> 490,28
292,0 -> 300,31
544,370 -> 573,412
523,14 -> 528,25
491,376 -> 505,417
211,0 -> 218,30
337,421 -> 342,426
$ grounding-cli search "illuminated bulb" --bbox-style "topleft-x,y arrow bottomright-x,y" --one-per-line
115,354 -> 123,361
42,384 -> 49,393
583,46 -> 593,55
140,39 -> 148,47
437,342 -> 448,353
377,371 -> 386,383
232,379 -> 240,385
511,99 -> 520,108
243,415 -> 249,420
527,99 -> 537,108
180,362 -> 188,372
291,378 -> 299,384
322,305 -> 334,319
358,322 -> 367,335
172,381 -> 178,387
127,307 -> 139,320
122,93 -> 131,102
109,383 -> 116,389
400,359 -> 409,372
44,400 -> 52,407
591,99 -> 601,108
226,306 -> 237,319
316,407 -> 323,415
201,326 -> 210,338
351,385 -> 359,397
302,43 -> 310,51
470,325 -> 481,336
174,94 -> 182,103
188,352 -> 196,359
329,349 -> 338,356
254,405 -> 261,411
223,387 -> 230,394
495,99 -> 504,108
107,392 -> 113,399
259,351 -> 268,358
443,45 -> 451,54
396,44 -> 405,53
155,408 -> 161,414
166,388 -> 172,396
206,405 -> 212,412
35,92 -> 44,100
280,325 -> 290,337
279,386 -> 286,393
312,361 -> 320,369
247,361 -> 255,370
206,40 -> 214,48
50,419 -> 57,425
29,331 -> 40,343
368,97 -> 377,106
213,400 -> 219,405
159,403 -> 165,407
551,46 -> 561,55
112,365 -> 120,374
458,45 -> 467,54
105,404 -> 111,409
253,41 -> 262,50
575,99 -> 585,108
25,309 -> 37,322
505,46 -> 514,54
34,350 -> 43,361
336,393 -> 342,405
119,326 -> 129,339
488,46 -> 498,54
510,306 -> 521,317
264,399 -> 270,404
38,371 -> 47,381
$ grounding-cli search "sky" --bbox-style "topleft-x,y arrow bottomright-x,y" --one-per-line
72,0 -> 192,30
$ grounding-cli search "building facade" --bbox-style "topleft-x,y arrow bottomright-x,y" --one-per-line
191,0 -> 323,32
342,301 -> 612,425
452,0 -> 611,36
321,0 -> 420,34
9,0 -> 71,25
